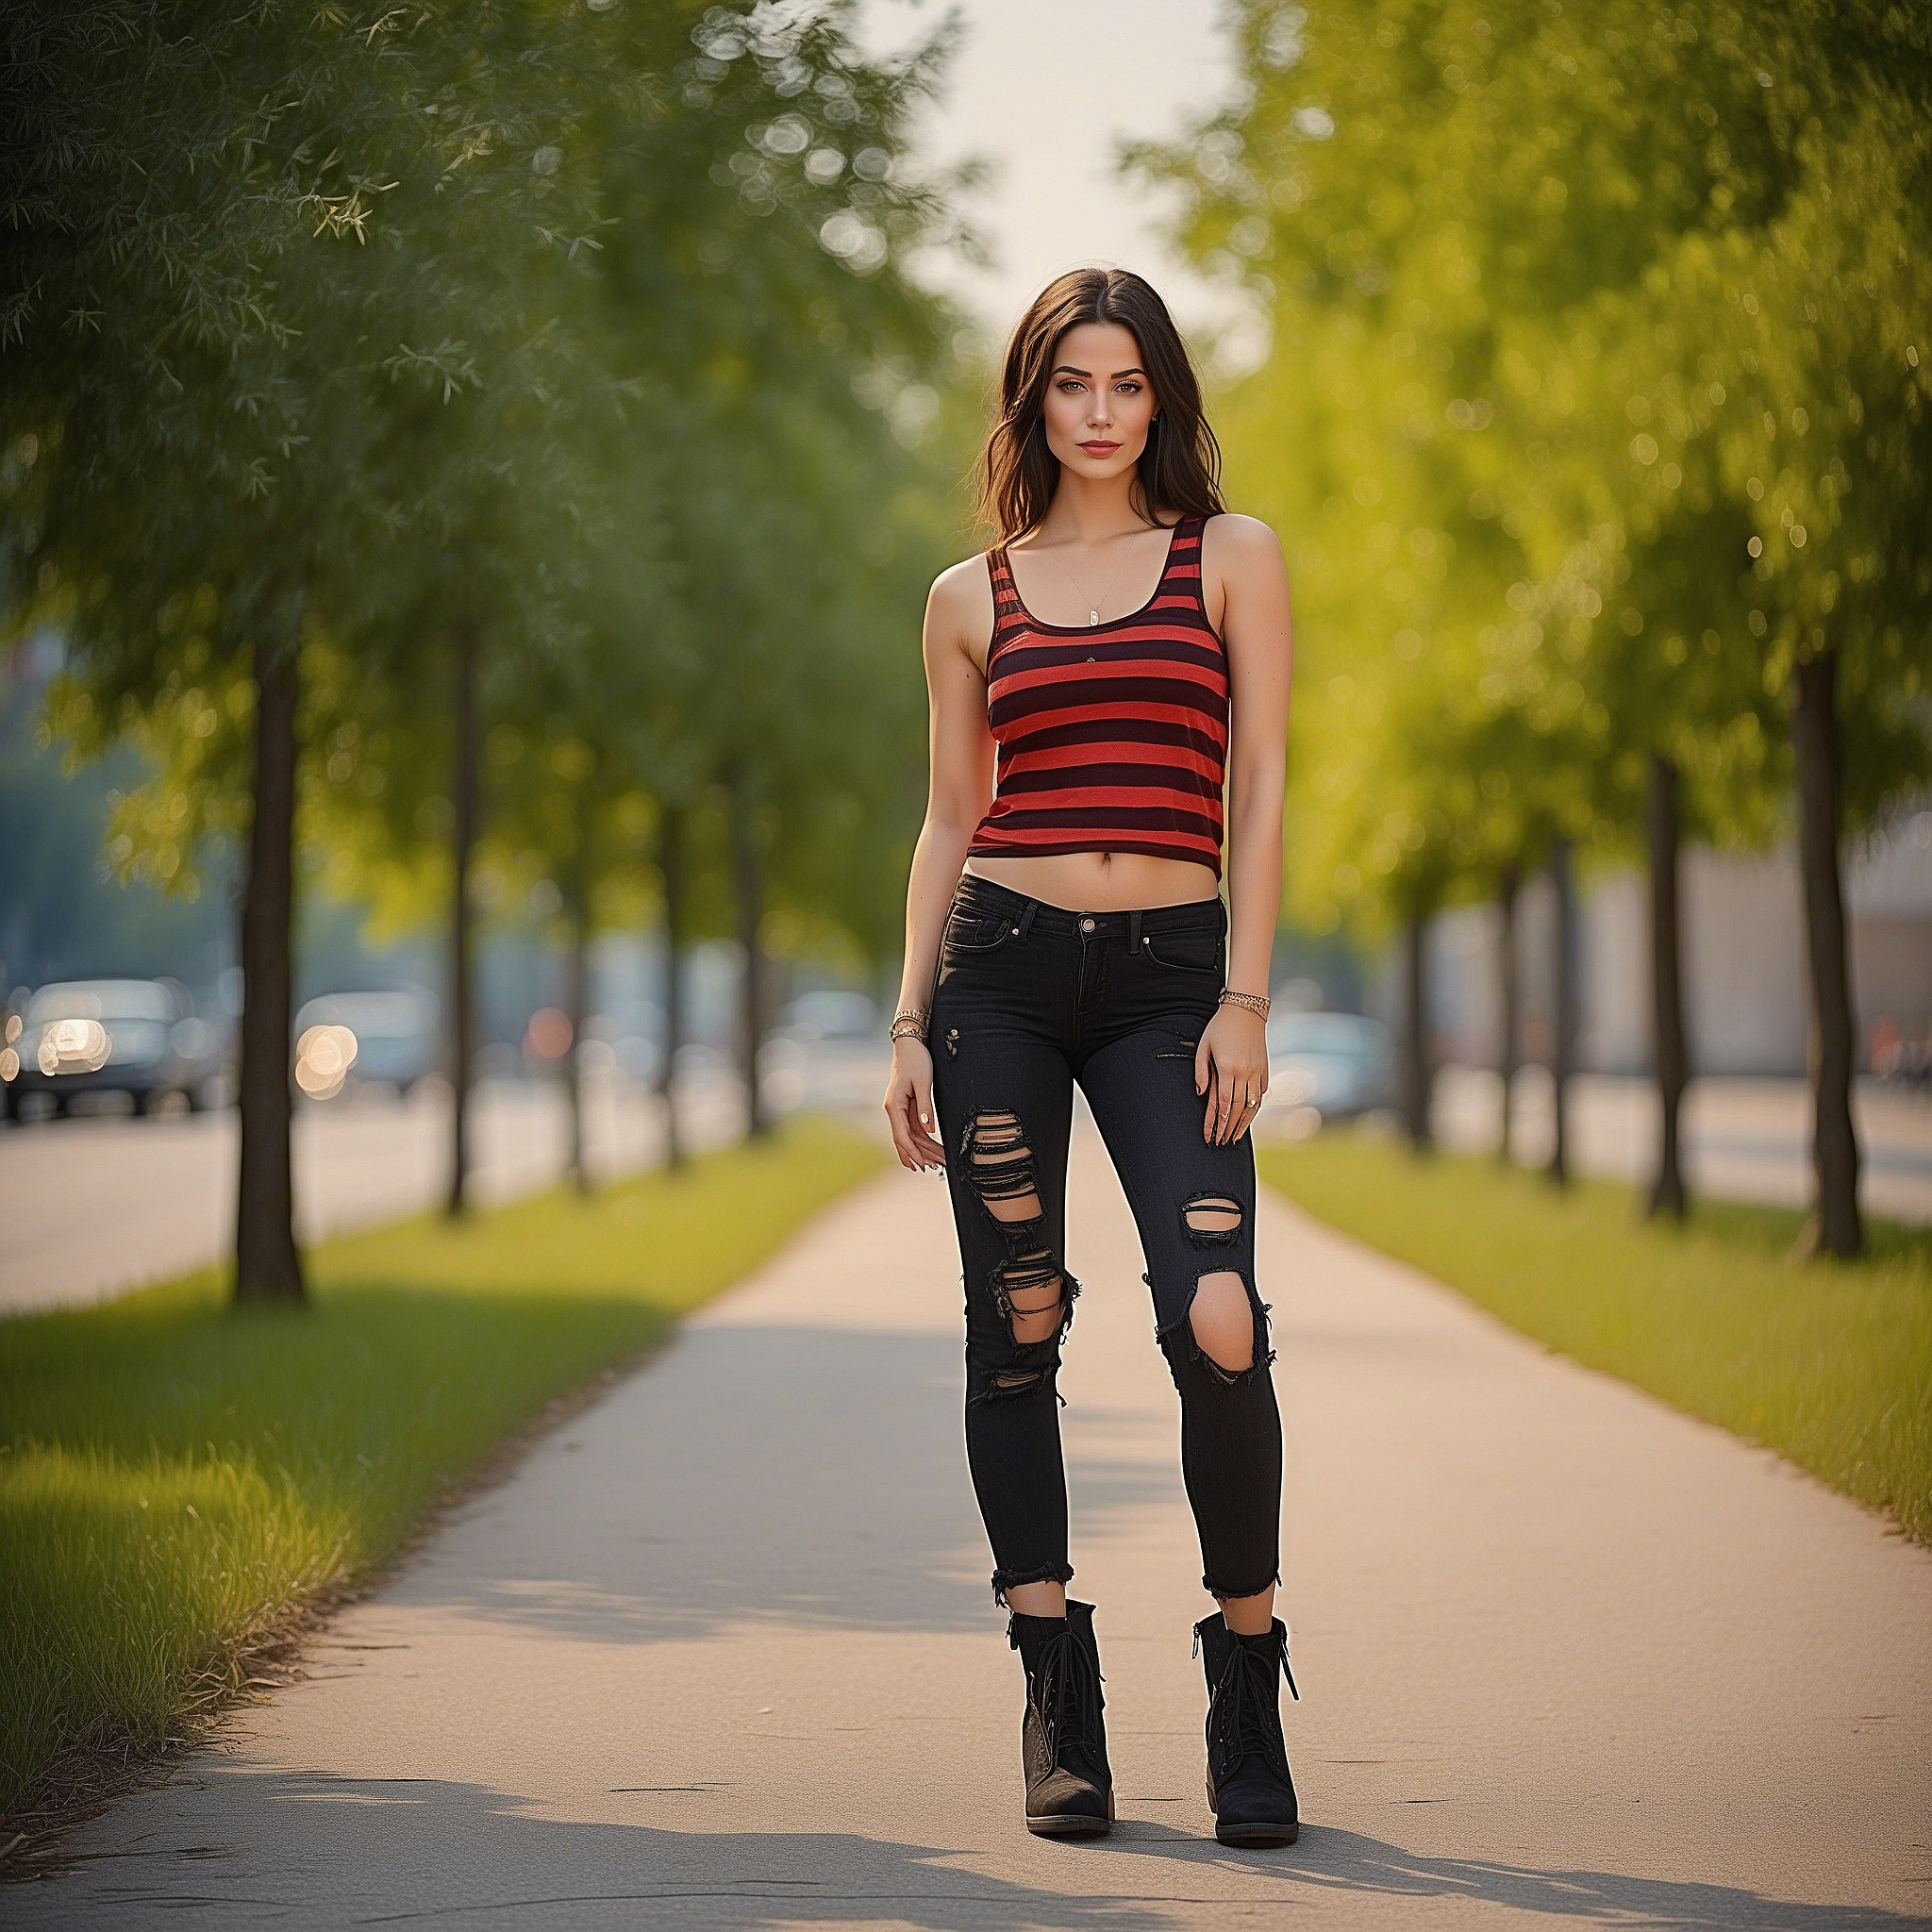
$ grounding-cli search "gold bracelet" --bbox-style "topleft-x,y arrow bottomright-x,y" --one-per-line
890,1008 -> 929,1043
1218,989 -> 1272,1019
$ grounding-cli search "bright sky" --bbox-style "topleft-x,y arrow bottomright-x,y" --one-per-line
858,0 -> 1251,358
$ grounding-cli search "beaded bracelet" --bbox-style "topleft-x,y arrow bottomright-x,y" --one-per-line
890,1008 -> 930,1043
1218,988 -> 1272,1020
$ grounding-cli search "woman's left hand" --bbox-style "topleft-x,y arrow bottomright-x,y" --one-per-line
1195,1003 -> 1269,1145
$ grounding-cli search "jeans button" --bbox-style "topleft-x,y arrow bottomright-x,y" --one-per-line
1080,916 -> 1095,934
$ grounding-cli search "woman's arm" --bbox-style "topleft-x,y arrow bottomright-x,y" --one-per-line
883,560 -> 997,1170
1197,514 -> 1293,1145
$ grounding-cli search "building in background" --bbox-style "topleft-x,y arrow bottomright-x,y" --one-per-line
1408,808 -> 1932,1078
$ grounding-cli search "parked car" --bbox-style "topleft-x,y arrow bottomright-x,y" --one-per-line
1257,1010 -> 1393,1131
3,977 -> 224,1120
293,990 -> 437,1100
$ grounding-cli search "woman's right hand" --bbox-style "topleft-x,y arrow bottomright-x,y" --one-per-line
883,1037 -> 945,1172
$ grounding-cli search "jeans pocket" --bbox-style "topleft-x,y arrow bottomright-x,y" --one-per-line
943,911 -> 1016,957
1141,929 -> 1223,975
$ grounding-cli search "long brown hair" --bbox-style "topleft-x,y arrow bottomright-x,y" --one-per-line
975,268 -> 1224,542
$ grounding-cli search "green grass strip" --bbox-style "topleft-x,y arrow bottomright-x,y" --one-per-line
1258,1133 -> 1932,1544
0,1115 -> 883,1816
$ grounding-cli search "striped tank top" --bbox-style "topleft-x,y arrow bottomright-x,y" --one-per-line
967,515 -> 1229,876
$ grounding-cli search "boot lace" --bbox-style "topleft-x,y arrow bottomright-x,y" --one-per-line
1032,1623 -> 1105,1766
1202,1625 -> 1299,1777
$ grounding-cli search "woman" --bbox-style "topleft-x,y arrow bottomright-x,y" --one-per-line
882,268 -> 1297,1845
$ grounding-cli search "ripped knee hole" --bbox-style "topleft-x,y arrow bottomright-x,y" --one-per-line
1189,1269 -> 1257,1375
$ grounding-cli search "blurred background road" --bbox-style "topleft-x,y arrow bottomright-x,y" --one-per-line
0,1043 -> 891,1316
1427,1070 -> 1932,1225
7,1048 -> 1927,1318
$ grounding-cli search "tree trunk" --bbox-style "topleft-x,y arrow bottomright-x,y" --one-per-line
234,618 -> 306,1304
1791,650 -> 1863,1257
657,806 -> 685,1172
1400,909 -> 1433,1152
444,630 -> 479,1219
1645,754 -> 1689,1220
731,775 -> 771,1141
1496,862 -> 1520,1166
562,875 -> 590,1196
1545,835 -> 1575,1188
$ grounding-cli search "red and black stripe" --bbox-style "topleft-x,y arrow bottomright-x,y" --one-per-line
968,516 -> 1228,875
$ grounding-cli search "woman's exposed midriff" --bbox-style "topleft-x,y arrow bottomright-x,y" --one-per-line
964,848 -> 1222,914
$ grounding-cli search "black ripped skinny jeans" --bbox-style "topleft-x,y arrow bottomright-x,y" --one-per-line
929,873 -> 1283,1604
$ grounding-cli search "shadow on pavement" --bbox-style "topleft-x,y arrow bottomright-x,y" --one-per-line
392,1326 -> 1180,1645
48,1777 -> 1922,1930
1105,1822 -> 1925,1928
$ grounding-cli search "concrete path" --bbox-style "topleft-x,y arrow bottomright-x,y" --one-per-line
10,1118 -> 1931,1928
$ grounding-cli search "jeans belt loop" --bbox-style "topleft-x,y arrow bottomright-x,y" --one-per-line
1017,899 -> 1040,941
1129,909 -> 1142,953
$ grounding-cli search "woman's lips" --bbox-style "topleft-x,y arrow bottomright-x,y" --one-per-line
1078,441 -> 1122,456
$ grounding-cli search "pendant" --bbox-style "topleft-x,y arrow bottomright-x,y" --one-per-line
1089,609 -> 1100,625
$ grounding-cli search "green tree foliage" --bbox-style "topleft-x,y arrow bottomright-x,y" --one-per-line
576,0 -> 966,961
309,2 -> 968,1167
4,1 -> 969,1275
1142,0 -> 1931,1244
5,2 -> 608,1288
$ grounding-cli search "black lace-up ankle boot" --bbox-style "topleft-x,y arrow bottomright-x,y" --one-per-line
1008,1600 -> 1114,1837
1195,1612 -> 1300,1846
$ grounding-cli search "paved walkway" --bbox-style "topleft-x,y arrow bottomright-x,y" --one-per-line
13,1119 -> 1930,1927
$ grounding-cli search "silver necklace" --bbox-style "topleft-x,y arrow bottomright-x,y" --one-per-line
1051,536 -> 1132,625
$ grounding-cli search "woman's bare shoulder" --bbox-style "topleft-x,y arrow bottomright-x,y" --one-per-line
1202,511 -> 1284,561
930,550 -> 995,602
926,550 -> 996,641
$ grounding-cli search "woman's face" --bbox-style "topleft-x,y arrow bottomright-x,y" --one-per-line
1038,321 -> 1158,483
